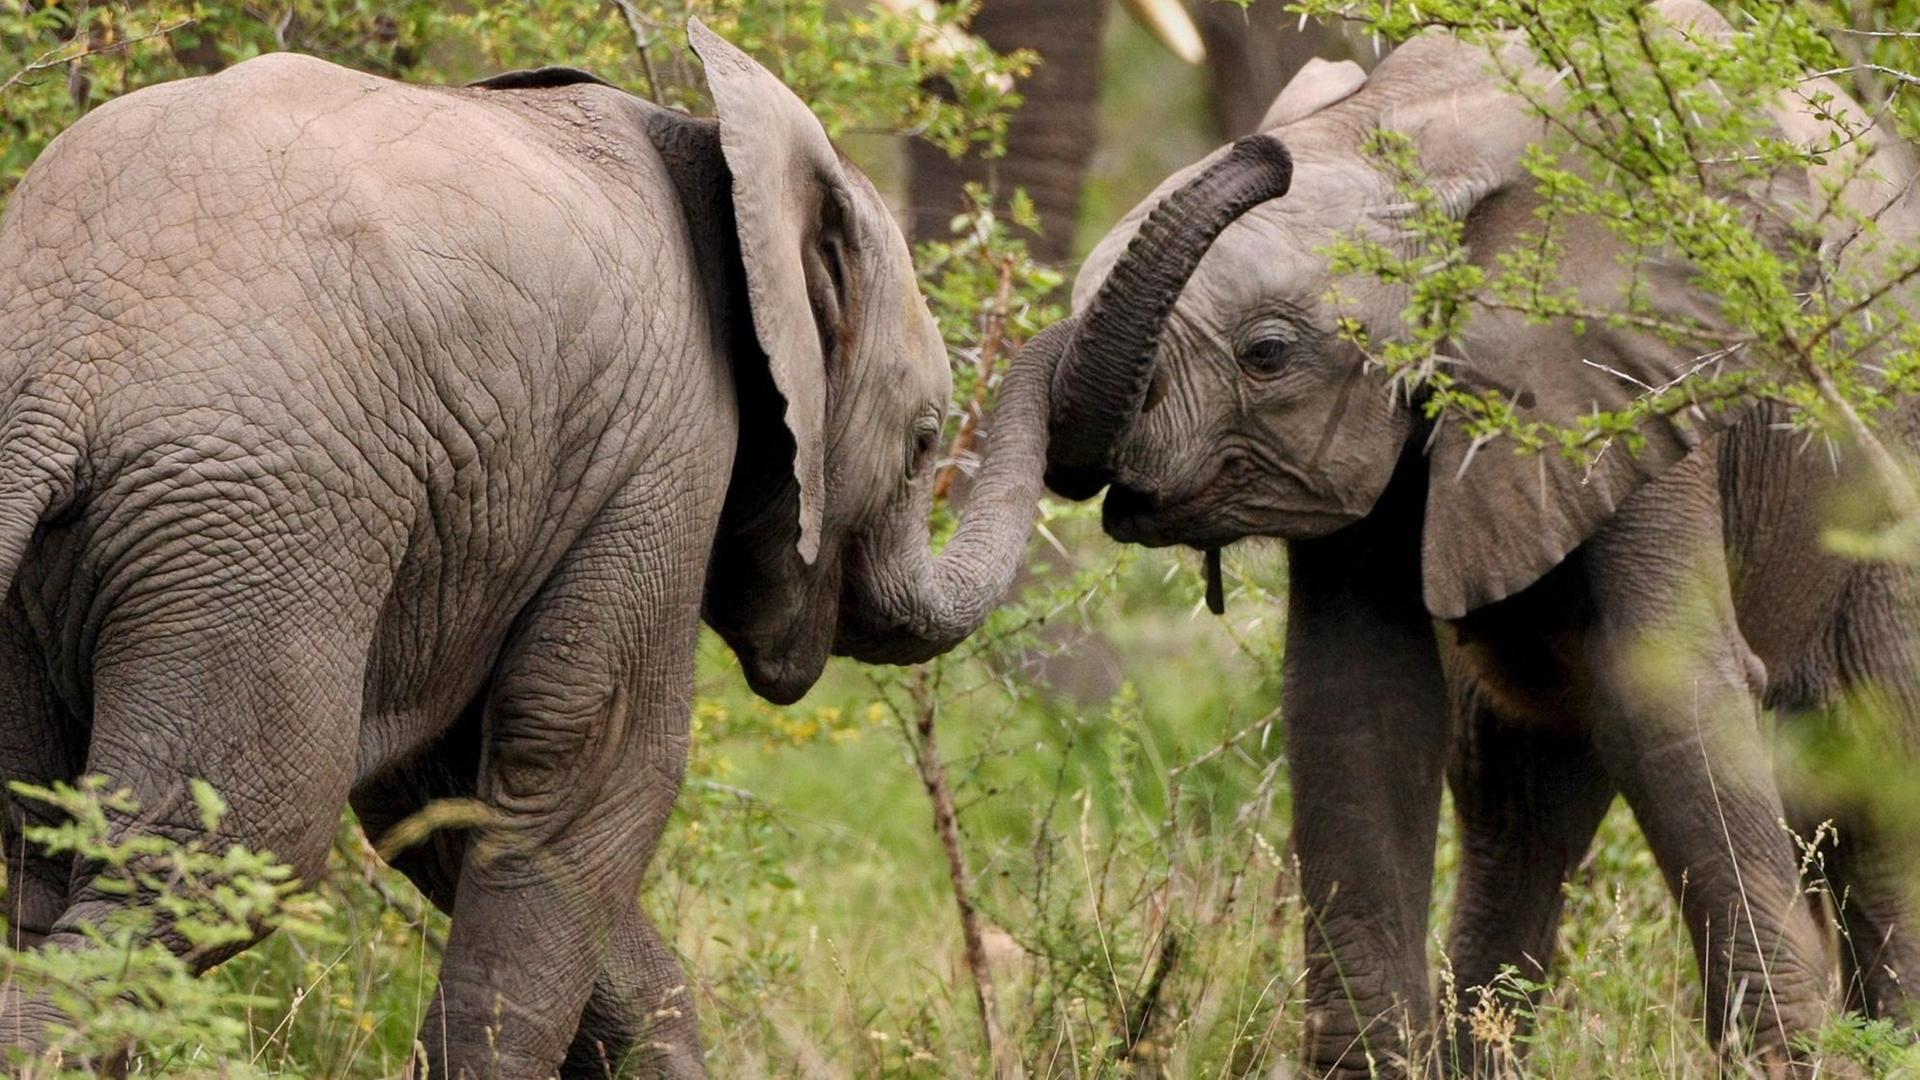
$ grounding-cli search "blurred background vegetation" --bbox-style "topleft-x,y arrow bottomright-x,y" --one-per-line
3,0 -> 1920,1076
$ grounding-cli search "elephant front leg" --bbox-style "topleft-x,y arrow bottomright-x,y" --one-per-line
1442,682 -> 1615,1075
420,525 -> 700,1079
1582,500 -> 1830,1064
1284,521 -> 1452,1077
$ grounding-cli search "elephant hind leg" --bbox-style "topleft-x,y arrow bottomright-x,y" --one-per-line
0,568 -> 371,1065
358,702 -> 702,1078
1800,567 -> 1920,1022
352,698 -> 486,915
1823,820 -> 1920,1021
1774,699 -> 1920,1025
1442,680 -> 1615,1075
0,598 -> 85,951
421,487 -> 702,1080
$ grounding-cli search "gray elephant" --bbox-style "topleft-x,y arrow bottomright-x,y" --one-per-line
0,20 -> 1057,1078
1040,2 -> 1920,1075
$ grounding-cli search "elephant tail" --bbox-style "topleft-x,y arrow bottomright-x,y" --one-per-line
0,400 -> 84,603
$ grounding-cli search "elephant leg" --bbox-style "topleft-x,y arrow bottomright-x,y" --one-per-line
1285,490 -> 1452,1078
420,499 -> 699,1080
1,565 -> 368,1063
352,701 -> 485,916
1797,569 -> 1920,1023
1589,646 -> 1829,1060
1190,0 -> 1361,140
0,598 -> 82,951
561,904 -> 703,1079
359,708 -> 702,1078
1441,681 -> 1615,1075
1581,479 -> 1830,1063
1825,815 -> 1920,1021
904,0 -> 1108,263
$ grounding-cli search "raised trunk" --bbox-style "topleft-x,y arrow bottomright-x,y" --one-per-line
836,319 -> 1072,664
1044,135 -> 1293,499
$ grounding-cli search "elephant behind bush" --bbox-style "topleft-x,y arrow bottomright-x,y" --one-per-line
1041,1 -> 1920,1074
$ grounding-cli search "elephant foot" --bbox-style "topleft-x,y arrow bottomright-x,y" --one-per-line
0,982 -> 130,1078
1301,1003 -> 1426,1078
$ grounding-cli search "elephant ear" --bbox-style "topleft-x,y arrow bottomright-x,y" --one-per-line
1258,57 -> 1367,132
1394,84 -> 1770,619
691,17 -> 853,564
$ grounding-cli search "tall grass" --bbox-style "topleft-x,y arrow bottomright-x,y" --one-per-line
3,537 -> 1916,1076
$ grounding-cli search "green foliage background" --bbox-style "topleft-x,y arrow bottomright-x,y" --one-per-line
3,1 -> 1920,1076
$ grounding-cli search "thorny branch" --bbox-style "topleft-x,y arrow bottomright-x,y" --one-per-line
1806,64 -> 1920,90
0,18 -> 197,97
607,0 -> 661,101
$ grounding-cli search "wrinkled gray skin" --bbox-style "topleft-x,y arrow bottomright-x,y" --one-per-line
0,21 -> 1056,1079
1046,2 -> 1920,1075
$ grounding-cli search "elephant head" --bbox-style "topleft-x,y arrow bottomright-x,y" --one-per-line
1044,6 -> 1843,619
686,21 -> 1059,703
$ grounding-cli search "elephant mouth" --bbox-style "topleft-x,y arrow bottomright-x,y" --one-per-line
1102,456 -> 1358,546
1102,484 -> 1246,547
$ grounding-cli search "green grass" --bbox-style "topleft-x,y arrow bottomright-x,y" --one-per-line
67,534 -> 1879,1077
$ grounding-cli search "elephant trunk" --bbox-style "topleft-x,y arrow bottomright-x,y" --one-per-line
1044,136 -> 1293,499
836,319 -> 1072,665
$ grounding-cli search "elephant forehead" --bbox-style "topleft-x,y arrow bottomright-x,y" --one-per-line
895,256 -> 950,396
879,243 -> 950,403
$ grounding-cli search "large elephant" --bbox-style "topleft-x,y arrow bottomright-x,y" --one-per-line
0,20 -> 1057,1078
906,0 -> 1109,264
1041,2 -> 1920,1075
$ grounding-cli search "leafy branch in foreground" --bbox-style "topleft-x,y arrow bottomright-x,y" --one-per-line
4,777 -> 334,1076
1299,0 -> 1920,547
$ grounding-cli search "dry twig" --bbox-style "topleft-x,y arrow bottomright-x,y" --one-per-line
900,670 -> 1020,1077
934,255 -> 1018,504
0,18 -> 196,97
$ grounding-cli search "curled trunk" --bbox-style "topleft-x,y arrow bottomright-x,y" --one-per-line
837,319 -> 1073,664
1045,136 -> 1293,499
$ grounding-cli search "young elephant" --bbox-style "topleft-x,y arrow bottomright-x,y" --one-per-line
1043,2 -> 1920,1075
0,20 -> 1058,1078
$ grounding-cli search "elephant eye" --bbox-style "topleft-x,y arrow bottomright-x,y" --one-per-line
910,413 -> 942,474
1238,336 -> 1291,374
